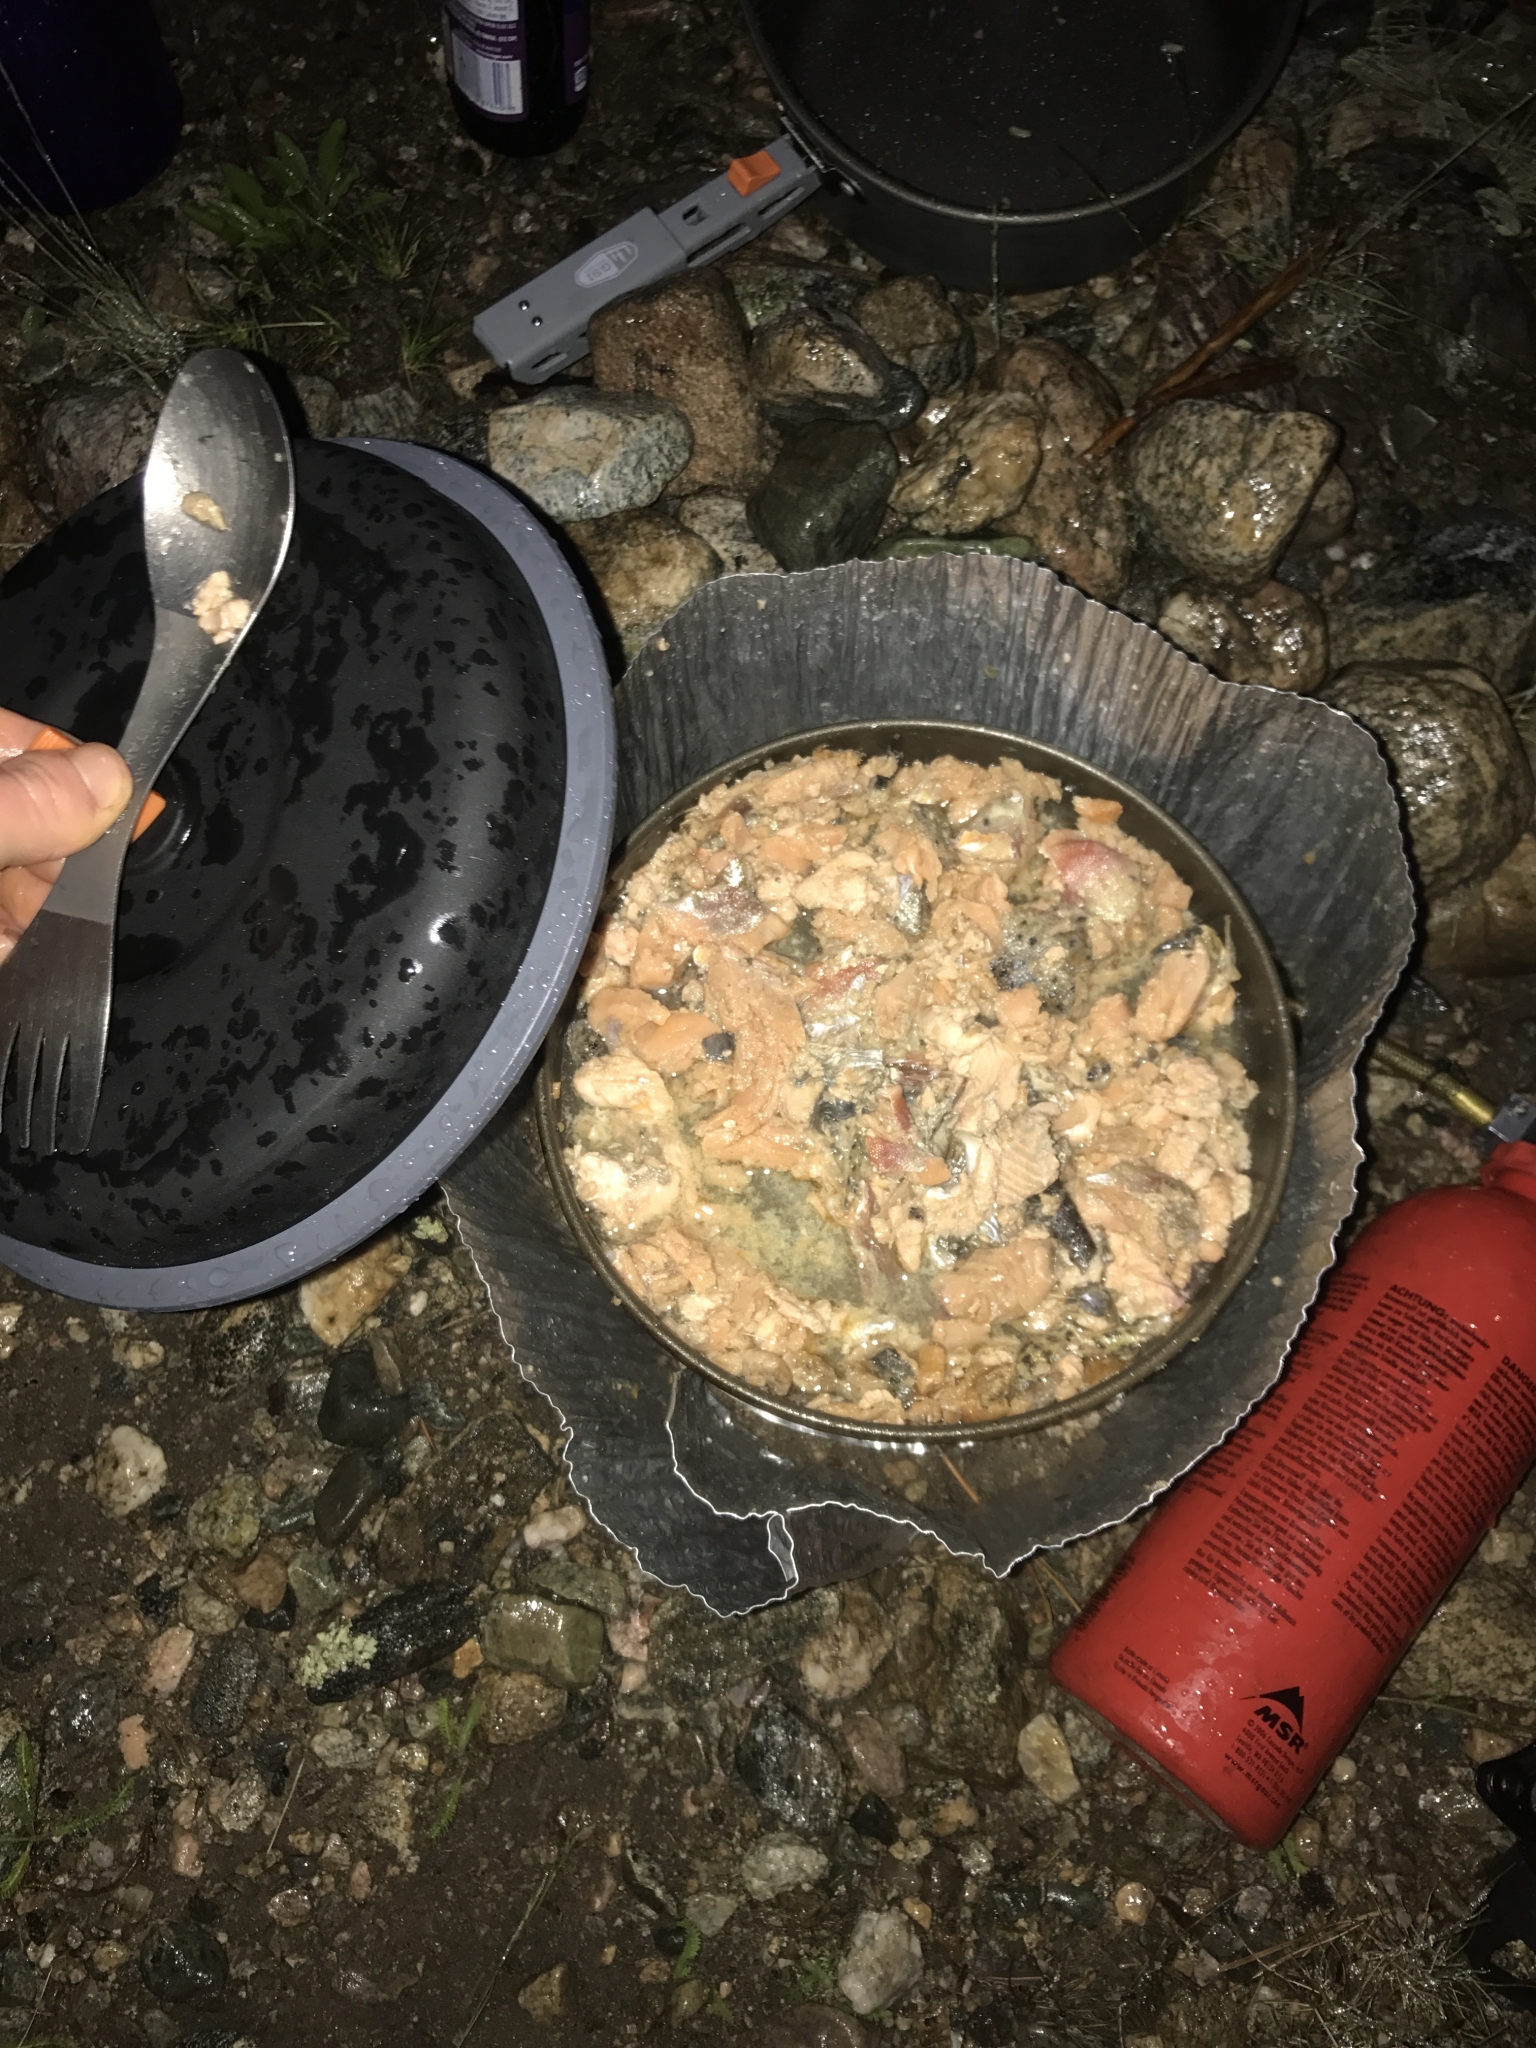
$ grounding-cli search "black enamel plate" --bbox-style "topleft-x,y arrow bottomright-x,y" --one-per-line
0,438 -> 613,1308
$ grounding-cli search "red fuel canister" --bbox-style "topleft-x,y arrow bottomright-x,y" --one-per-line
1051,1139 -> 1536,1849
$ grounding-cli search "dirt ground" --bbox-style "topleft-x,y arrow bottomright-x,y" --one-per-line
5,2 -> 1536,2045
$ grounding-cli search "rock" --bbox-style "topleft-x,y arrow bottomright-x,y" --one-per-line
589,270 -> 773,491
518,1962 -> 570,2023
144,1626 -> 195,1697
1399,1572 -> 1536,1702
687,1892 -> 739,1937
1291,463 -> 1355,551
318,1350 -> 411,1450
526,1559 -> 627,1619
208,1769 -> 266,1833
359,1776 -> 413,1856
838,1906 -> 924,2015
298,1584 -> 473,1702
724,253 -> 864,331
842,1711 -> 906,1800
336,384 -> 420,439
487,389 -> 692,523
985,340 -> 1133,600
0,461 -> 44,563
798,1585 -> 894,1700
188,1629 -> 259,1742
1115,1880 -> 1155,1925
762,2009 -> 873,2048
1158,581 -> 1328,692
230,1552 -> 288,1615
186,1473 -> 264,1559
746,422 -> 897,569
522,1503 -> 586,1548
908,1562 -> 1017,1777
750,307 -> 924,429
648,1586 -> 838,1704
1199,113 -> 1303,273
292,373 -> 342,437
737,1696 -> 846,1836
1321,662 -> 1534,889
741,1830 -> 830,1900
40,385 -> 156,517
849,1791 -> 900,1845
287,1546 -> 343,1615
94,1425 -> 166,1518
888,394 -> 1040,536
1017,1712 -> 1082,1803
476,1668 -> 567,1743
854,276 -> 973,395
678,488 -> 779,574
138,1921 -> 228,2005
568,508 -> 718,657
481,1592 -> 604,1688
1423,831 -> 1536,975
45,1672 -> 117,1749
179,1581 -> 239,1630
1126,401 -> 1339,590
299,1233 -> 412,1347
313,1447 -> 389,1549
1325,512 -> 1536,690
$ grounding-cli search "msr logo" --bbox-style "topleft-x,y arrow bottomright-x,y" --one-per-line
575,241 -> 639,288
1248,1684 -> 1308,1754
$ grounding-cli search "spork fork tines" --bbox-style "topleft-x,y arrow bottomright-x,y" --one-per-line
0,901 -> 116,1154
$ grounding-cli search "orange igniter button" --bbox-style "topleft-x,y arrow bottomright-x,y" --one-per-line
29,725 -> 165,841
727,150 -> 781,198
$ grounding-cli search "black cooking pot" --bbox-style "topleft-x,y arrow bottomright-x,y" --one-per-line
741,0 -> 1304,292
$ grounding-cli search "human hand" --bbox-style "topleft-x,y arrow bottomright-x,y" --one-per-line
0,708 -> 133,963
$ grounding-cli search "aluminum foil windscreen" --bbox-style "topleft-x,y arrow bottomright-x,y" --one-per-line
444,555 -> 1414,1616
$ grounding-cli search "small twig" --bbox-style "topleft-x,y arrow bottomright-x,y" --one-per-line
263,1751 -> 306,1861
454,1860 -> 561,2048
939,1449 -> 981,1505
1035,1555 -> 1083,1615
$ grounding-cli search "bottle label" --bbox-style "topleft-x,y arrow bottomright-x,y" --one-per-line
565,0 -> 590,103
444,0 -> 526,120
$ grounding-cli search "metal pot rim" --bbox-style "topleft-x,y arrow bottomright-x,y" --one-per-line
536,715 -> 1298,1447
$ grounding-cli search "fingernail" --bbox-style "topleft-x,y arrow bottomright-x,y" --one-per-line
71,743 -> 133,814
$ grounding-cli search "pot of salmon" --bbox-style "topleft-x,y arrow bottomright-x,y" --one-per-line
537,719 -> 1297,1442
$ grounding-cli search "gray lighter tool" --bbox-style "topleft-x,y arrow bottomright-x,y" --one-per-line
474,133 -> 821,383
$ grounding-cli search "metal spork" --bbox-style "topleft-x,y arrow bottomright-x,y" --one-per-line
0,349 -> 295,1155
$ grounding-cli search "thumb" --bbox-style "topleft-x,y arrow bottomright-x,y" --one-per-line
0,743 -> 133,870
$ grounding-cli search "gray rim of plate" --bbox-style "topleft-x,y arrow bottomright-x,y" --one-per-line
0,437 -> 616,1310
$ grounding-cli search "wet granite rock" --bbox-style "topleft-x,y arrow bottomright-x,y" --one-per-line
94,1425 -> 167,1518
1200,112 -> 1304,273
1325,511 -> 1536,690
476,1668 -> 567,1744
313,1448 -> 390,1549
762,2008 -> 873,2048
292,372 -> 342,436
648,1586 -> 838,1704
45,1671 -> 117,1748
1126,400 -> 1339,590
188,1629 -> 259,1741
985,340 -> 1133,600
678,488 -> 779,574
1423,832 -> 1536,975
1016,1711 -> 1082,1803
798,1585 -> 894,1701
1321,662 -> 1535,889
318,1350 -> 412,1449
298,1233 -> 412,1348
854,275 -> 973,395
487,390 -> 692,522
737,1696 -> 846,1836
186,1474 -> 263,1559
189,1299 -> 286,1397
741,1831 -> 829,1900
481,1592 -> 604,1689
589,270 -> 774,492
838,1906 -> 923,2015
887,394 -> 1040,535
750,306 -> 924,429
40,385 -> 156,517
1399,1572 -> 1536,1702
139,1922 -> 229,2005
746,421 -> 897,569
567,507 -> 718,658
525,1559 -> 627,1619
1158,581 -> 1329,692
1291,463 -> 1356,551
287,1546 -> 343,1614
336,384 -> 420,439
724,253 -> 864,332
300,1585 -> 470,1701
